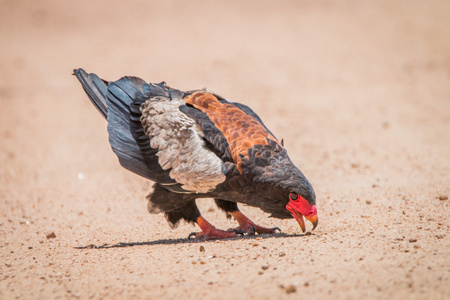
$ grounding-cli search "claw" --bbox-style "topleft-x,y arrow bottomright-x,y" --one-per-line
234,229 -> 246,236
249,226 -> 257,236
227,228 -> 249,236
272,227 -> 282,233
188,232 -> 206,240
188,232 -> 199,239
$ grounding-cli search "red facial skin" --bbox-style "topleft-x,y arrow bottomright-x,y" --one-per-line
286,193 -> 318,233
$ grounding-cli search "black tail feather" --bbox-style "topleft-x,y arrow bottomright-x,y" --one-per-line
74,68 -> 183,189
73,68 -> 108,119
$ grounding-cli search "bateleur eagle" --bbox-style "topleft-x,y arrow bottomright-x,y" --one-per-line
74,68 -> 318,240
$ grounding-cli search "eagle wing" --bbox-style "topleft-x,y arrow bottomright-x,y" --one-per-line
74,69 -> 283,194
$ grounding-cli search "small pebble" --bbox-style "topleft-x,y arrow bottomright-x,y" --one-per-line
279,252 -> 286,257
409,239 -> 417,243
285,285 -> 297,294
438,195 -> 448,201
366,200 -> 372,205
199,246 -> 205,252
261,265 -> 269,270
46,232 -> 56,239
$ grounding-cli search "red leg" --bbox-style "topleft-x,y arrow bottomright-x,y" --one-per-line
229,211 -> 281,235
189,216 -> 243,240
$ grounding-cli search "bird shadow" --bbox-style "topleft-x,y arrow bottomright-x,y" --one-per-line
74,232 -> 312,250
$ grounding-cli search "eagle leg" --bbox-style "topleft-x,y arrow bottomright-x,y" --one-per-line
189,216 -> 245,240
215,199 -> 281,235
229,210 -> 281,235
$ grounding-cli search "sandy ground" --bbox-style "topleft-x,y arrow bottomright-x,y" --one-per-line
1,0 -> 449,299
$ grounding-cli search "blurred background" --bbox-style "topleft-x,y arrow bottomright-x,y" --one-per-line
1,0 -> 449,193
0,0 -> 449,299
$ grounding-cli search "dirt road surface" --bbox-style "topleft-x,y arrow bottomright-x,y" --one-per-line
1,0 -> 449,299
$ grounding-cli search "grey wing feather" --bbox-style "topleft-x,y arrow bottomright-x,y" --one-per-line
140,97 -> 226,193
75,69 -> 226,193
106,78 -> 177,183
74,69 -> 173,182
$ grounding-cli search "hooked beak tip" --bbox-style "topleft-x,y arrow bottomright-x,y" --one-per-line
307,214 -> 319,231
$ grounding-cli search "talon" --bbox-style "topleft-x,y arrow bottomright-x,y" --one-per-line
249,226 -> 257,236
234,230 -> 246,236
272,227 -> 282,233
227,228 -> 251,236
188,232 -> 198,239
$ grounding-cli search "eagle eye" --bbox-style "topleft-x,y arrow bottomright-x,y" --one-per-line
289,192 -> 298,201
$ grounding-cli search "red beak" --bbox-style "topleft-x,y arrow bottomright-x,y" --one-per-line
286,198 -> 318,233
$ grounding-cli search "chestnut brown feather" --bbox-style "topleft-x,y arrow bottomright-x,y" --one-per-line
184,92 -> 282,173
